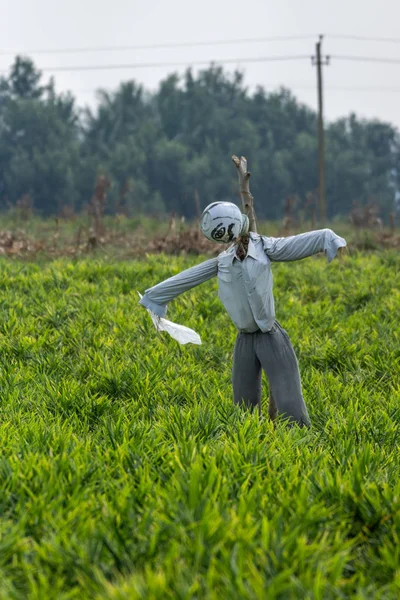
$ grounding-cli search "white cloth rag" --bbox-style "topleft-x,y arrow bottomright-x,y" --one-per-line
138,292 -> 201,345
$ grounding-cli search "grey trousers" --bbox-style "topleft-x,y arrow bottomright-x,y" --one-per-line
232,321 -> 311,427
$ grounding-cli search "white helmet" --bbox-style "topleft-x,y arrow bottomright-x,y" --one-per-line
201,202 -> 249,243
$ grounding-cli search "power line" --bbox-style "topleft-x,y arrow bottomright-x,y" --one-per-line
334,54 -> 400,64
0,55 -> 311,74
327,34 -> 400,44
275,84 -> 400,92
324,86 -> 400,92
0,35 -> 316,57
2,53 -> 399,75
67,84 -> 400,95
2,33 -> 400,58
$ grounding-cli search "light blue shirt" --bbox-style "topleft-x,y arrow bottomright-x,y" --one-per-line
139,229 -> 347,333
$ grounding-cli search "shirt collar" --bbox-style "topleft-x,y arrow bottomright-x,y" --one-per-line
246,234 -> 259,259
222,233 -> 259,263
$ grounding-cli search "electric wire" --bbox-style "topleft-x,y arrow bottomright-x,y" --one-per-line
334,54 -> 400,64
327,34 -> 400,44
0,54 -> 312,74
73,85 -> 400,94
0,35 -> 317,57
2,33 -> 400,59
2,53 -> 400,75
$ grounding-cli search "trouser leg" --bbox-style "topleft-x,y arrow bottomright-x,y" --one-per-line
232,332 -> 262,414
255,323 -> 311,427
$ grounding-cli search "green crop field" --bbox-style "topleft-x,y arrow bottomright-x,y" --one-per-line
0,251 -> 399,599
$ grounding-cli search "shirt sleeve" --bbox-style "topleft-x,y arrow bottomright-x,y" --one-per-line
138,257 -> 219,317
262,229 -> 347,263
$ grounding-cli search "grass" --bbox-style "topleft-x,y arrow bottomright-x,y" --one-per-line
0,251 -> 399,598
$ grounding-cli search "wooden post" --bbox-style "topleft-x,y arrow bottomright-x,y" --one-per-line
232,155 -> 278,422
312,36 -> 329,225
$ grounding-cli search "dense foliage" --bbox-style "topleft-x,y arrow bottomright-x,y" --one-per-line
0,252 -> 399,598
0,57 -> 400,219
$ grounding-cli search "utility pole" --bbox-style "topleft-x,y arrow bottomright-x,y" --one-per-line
312,36 -> 330,224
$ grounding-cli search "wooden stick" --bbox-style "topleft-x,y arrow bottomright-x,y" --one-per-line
232,155 -> 257,233
232,155 -> 277,422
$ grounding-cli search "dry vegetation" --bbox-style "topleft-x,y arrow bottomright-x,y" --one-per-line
1,213 -> 399,261
0,217 -> 220,259
1,178 -> 399,259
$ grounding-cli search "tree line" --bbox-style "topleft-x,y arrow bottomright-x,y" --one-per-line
1,56 -> 399,221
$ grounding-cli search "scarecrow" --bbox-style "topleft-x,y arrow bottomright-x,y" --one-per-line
139,157 -> 346,426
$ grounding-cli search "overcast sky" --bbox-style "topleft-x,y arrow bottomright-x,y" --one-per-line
2,0 -> 400,129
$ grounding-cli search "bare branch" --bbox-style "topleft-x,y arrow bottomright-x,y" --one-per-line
232,155 -> 257,233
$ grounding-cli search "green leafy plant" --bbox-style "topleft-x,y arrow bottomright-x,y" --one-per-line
0,252 -> 398,598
